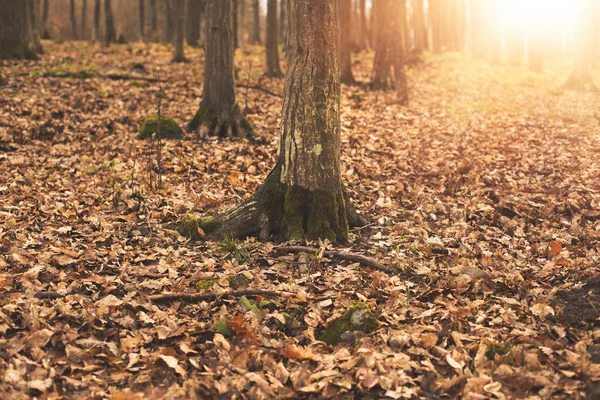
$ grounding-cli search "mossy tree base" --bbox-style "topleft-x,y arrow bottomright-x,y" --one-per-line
177,163 -> 365,243
186,105 -> 254,138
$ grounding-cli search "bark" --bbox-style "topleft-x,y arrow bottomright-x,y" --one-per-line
265,0 -> 282,77
186,0 -> 252,138
252,0 -> 260,44
194,0 -> 363,243
413,0 -> 426,54
82,0 -> 88,40
279,0 -> 286,46
92,0 -> 100,42
371,0 -> 408,105
233,0 -> 239,49
41,0 -> 50,39
339,0 -> 355,84
186,0 -> 202,46
70,0 -> 78,40
150,0 -> 158,42
357,0 -> 367,50
0,0 -> 31,59
139,0 -> 145,39
430,0 -> 442,53
27,0 -> 43,53
104,0 -> 116,45
165,0 -> 172,43
172,0 -> 185,61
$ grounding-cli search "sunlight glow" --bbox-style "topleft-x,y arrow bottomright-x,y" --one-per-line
495,0 -> 583,31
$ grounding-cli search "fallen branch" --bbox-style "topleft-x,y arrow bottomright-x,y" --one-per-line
275,246 -> 393,274
149,289 -> 286,303
239,84 -> 282,98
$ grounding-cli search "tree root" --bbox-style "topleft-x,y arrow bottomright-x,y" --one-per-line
149,289 -> 287,303
274,245 -> 393,274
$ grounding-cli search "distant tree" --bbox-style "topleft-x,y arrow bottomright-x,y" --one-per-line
371,0 -> 408,104
186,0 -> 253,137
233,0 -> 239,48
164,0 -> 173,43
150,0 -> 158,42
41,0 -> 50,39
26,0 -> 43,53
191,1 -> 363,242
398,0 -> 409,53
70,0 -> 78,39
430,0 -> 442,53
186,0 -> 203,46
265,0 -> 282,76
339,0 -> 356,84
279,0 -> 286,46
173,0 -> 186,61
357,0 -> 368,50
92,0 -> 100,42
0,0 -> 32,59
413,0 -> 427,54
139,0 -> 145,38
104,0 -> 116,45
565,0 -> 596,89
252,0 -> 260,44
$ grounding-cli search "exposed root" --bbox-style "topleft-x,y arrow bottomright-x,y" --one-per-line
186,104 -> 254,138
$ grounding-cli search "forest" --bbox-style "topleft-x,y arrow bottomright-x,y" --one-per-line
1,0 -> 600,399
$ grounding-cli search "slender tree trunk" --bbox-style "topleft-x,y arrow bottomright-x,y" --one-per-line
104,0 -> 116,45
92,0 -> 100,42
70,0 -> 78,39
192,0 -> 360,243
0,1 -> 30,59
186,0 -> 201,46
149,0 -> 157,42
27,0 -> 43,53
279,0 -> 286,46
41,0 -> 50,39
165,0 -> 172,43
430,0 -> 442,53
239,0 -> 246,46
399,0 -> 409,53
81,0 -> 88,40
339,0 -> 355,84
139,0 -> 145,39
172,0 -> 185,61
265,0 -> 282,76
252,0 -> 260,44
357,0 -> 367,50
233,0 -> 239,49
187,0 -> 253,137
413,0 -> 426,54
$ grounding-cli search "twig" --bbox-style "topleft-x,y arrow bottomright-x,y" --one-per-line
239,84 -> 282,98
275,245 -> 393,274
149,289 -> 287,303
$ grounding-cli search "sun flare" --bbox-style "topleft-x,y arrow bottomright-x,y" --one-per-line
493,0 -> 583,31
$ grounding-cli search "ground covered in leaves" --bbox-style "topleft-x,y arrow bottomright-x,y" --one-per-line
1,42 -> 600,399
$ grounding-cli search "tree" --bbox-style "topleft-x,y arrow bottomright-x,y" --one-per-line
187,0 -> 203,46
398,0 -> 409,54
164,0 -> 173,43
357,0 -> 368,50
104,0 -> 116,45
189,0 -> 363,242
26,0 -> 43,54
565,0 -> 596,89
139,0 -> 145,39
413,0 -> 427,54
0,0 -> 31,59
339,0 -> 356,84
150,0 -> 158,42
70,0 -> 78,40
430,0 -> 443,53
265,0 -> 283,77
252,0 -> 260,44
92,0 -> 100,42
186,0 -> 253,137
233,0 -> 239,48
279,0 -> 286,46
172,0 -> 186,61
371,0 -> 408,104
41,0 -> 50,39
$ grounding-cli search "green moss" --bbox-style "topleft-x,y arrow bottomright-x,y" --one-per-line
197,216 -> 221,234
240,117 -> 255,131
196,279 -> 216,292
228,274 -> 251,289
265,181 -> 287,236
186,107 -> 209,132
319,303 -> 380,346
283,186 -> 308,240
137,115 -> 183,140
176,214 -> 203,240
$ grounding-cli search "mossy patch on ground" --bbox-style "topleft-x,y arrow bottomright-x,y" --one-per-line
176,214 -> 203,240
137,115 -> 183,140
319,303 -> 380,346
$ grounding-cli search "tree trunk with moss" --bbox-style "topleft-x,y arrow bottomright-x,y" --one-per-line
0,1 -> 31,60
186,0 -> 252,137
265,0 -> 282,77
172,0 -> 186,61
339,0 -> 355,84
185,0 -> 365,243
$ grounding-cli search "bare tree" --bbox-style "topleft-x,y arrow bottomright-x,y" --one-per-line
252,0 -> 260,44
265,0 -> 282,76
339,0 -> 355,84
70,0 -> 78,39
172,0 -> 186,61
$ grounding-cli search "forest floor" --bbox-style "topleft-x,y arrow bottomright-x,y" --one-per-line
1,42 -> 600,399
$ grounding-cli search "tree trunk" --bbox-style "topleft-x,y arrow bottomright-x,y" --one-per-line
92,0 -> 100,42
172,0 -> 185,61
413,0 -> 426,54
81,0 -> 88,40
70,0 -> 78,39
104,0 -> 116,45
398,0 -> 409,53
565,0 -> 596,89
339,0 -> 355,84
279,0 -> 286,46
149,0 -> 158,42
0,1 -> 30,59
192,0 -> 362,243
430,0 -> 442,53
41,0 -> 50,39
265,0 -> 282,76
165,0 -> 172,43
357,0 -> 367,50
252,0 -> 260,44
186,0 -> 201,46
27,0 -> 43,53
186,0 -> 253,137
139,0 -> 145,39
233,0 -> 239,49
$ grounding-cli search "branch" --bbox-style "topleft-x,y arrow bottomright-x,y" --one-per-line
149,289 -> 286,303
275,246 -> 394,274
238,84 -> 282,98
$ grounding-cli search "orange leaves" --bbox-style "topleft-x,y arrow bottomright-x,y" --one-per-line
280,344 -> 318,361
549,241 -> 562,257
